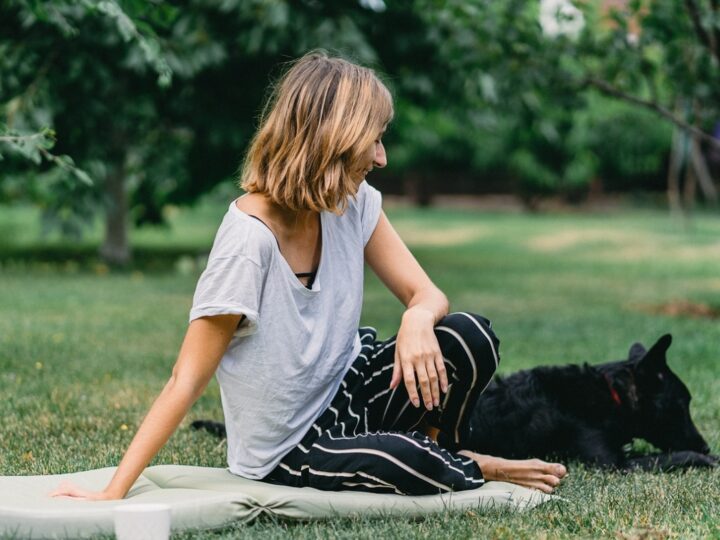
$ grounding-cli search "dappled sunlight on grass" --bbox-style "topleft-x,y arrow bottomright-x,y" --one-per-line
393,222 -> 489,247
526,228 -> 642,252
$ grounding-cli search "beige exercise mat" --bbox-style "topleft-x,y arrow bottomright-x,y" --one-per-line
0,465 -> 556,538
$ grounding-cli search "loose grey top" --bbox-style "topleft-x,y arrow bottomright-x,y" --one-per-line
189,181 -> 382,479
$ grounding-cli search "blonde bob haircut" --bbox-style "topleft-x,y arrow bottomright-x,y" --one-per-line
240,51 -> 394,214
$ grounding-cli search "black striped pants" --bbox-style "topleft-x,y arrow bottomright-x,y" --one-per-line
263,312 -> 500,495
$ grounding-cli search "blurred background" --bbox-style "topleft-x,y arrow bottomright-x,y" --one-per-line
1,0 -> 719,266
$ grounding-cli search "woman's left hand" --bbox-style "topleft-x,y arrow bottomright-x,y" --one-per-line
390,307 -> 448,410
49,481 -> 121,500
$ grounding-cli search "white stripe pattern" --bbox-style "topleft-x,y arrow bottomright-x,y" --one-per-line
341,391 -> 362,434
381,385 -> 400,425
368,387 -> 392,404
383,432 -> 483,483
313,443 -> 452,492
390,399 -> 412,429
341,481 -> 401,494
363,362 -> 394,386
279,462 -> 404,494
435,324 -> 477,442
457,312 -> 499,368
323,431 -> 482,485
371,340 -> 396,358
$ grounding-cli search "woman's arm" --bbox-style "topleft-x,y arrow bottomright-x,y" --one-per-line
364,210 -> 449,411
50,314 -> 241,500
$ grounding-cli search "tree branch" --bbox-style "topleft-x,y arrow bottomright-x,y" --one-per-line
0,131 -> 93,185
4,50 -> 57,128
683,0 -> 720,65
584,78 -> 720,149
0,132 -> 47,144
711,0 -> 720,57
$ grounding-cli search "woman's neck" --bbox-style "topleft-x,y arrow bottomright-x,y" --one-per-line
254,194 -> 319,236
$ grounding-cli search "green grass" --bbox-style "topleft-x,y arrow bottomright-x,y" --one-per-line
1,201 -> 719,538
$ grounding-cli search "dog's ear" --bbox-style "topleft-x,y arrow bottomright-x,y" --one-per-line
627,342 -> 647,362
634,334 -> 672,375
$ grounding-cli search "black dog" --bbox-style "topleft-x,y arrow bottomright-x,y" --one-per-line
461,334 -> 717,470
193,334 -> 717,471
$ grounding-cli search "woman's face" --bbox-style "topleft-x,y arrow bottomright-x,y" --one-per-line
357,128 -> 387,183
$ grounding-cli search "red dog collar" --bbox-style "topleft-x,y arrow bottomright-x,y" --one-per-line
603,373 -> 622,406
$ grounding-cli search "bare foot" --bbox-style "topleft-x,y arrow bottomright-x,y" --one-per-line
458,450 -> 567,494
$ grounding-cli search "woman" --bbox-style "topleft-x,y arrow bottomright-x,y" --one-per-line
52,51 -> 566,500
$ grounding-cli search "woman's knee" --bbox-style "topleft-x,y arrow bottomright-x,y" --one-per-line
435,312 -> 501,372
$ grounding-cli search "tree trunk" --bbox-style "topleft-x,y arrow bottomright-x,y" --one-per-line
99,161 -> 131,266
683,158 -> 697,212
689,137 -> 718,204
666,126 -> 684,218
689,101 -> 718,205
404,171 -> 433,207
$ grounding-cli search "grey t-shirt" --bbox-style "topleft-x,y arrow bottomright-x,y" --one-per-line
189,181 -> 382,479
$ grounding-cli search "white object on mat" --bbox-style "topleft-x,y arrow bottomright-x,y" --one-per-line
0,465 -> 557,538
114,503 -> 170,540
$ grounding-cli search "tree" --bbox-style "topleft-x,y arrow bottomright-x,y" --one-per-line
1,0 -> 182,259
580,0 -> 720,213
414,0 -> 720,208
1,0 -> 383,264
402,0 -> 597,205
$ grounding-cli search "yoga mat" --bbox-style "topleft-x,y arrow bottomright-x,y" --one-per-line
0,465 -> 556,538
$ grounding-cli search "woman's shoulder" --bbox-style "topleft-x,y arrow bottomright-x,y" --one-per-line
233,192 -> 267,215
337,181 -> 379,217
341,181 -> 382,229
209,198 -> 276,265
356,180 -> 382,207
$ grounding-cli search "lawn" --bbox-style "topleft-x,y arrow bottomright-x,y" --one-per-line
1,198 -> 718,538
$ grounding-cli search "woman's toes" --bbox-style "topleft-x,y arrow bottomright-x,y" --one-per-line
527,481 -> 554,494
542,474 -> 561,487
542,462 -> 566,477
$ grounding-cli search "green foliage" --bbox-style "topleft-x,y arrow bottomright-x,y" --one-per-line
0,127 -> 92,185
410,0 -> 719,199
1,0 -> 385,250
0,0 -> 187,237
388,101 -> 476,171
0,124 -> 96,237
411,0 -> 599,199
578,97 -> 673,191
597,0 -> 720,124
8,0 -> 175,84
2,0 -> 719,249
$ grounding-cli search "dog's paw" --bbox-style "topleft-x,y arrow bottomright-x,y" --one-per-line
677,451 -> 718,468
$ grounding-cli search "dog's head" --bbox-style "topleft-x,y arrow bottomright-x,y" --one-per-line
627,334 -> 711,454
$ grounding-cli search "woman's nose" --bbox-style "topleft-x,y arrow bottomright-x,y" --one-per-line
374,142 -> 387,168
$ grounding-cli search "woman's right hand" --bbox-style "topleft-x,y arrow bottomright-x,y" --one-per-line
46,315 -> 238,504
49,480 -> 122,501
